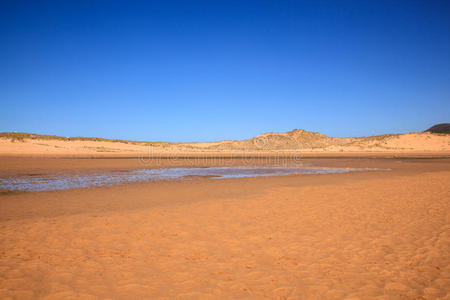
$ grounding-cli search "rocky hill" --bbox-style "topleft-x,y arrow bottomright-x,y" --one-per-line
425,123 -> 450,134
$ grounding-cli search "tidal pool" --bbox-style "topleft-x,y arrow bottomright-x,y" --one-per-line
0,166 -> 388,192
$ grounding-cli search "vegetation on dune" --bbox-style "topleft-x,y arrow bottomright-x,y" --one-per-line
0,132 -> 149,144
425,123 -> 450,134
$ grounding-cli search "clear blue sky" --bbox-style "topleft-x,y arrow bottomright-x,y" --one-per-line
1,0 -> 449,142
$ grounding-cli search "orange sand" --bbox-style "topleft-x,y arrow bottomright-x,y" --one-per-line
1,131 -> 449,157
0,158 -> 449,299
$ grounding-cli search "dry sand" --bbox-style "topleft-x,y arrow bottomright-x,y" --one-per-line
1,130 -> 449,157
0,157 -> 449,299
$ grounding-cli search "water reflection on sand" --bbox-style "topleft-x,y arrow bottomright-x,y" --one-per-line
0,166 -> 388,192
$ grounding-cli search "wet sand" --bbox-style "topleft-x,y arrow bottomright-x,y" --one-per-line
0,157 -> 449,299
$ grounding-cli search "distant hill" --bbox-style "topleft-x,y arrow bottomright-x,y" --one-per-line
425,123 -> 450,134
199,129 -> 340,150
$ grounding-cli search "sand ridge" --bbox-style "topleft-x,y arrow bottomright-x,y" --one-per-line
1,130 -> 449,157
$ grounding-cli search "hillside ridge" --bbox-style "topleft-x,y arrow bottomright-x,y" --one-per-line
1,126 -> 449,155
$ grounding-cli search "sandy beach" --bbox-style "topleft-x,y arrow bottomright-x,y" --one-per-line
3,0 -> 450,298
0,157 -> 449,299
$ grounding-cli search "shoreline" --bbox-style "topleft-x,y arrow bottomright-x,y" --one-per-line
1,155 -> 450,173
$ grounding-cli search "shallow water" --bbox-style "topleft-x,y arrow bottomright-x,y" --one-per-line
0,167 -> 386,192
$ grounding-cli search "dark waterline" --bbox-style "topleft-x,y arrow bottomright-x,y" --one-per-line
0,167 -> 389,192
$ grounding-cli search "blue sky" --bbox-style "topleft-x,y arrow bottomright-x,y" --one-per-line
1,0 -> 449,142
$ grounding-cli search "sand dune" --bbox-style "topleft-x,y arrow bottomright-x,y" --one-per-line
1,130 -> 449,157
